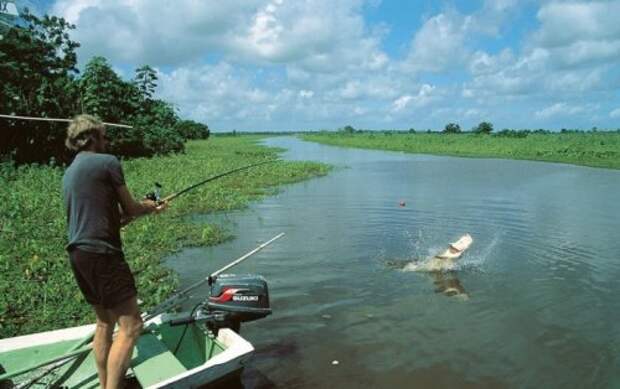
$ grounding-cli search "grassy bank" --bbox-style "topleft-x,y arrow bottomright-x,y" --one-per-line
301,132 -> 620,169
0,135 -> 330,338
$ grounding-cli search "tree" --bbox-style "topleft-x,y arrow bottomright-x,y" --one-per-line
0,10 -> 80,163
0,9 -> 187,162
175,120 -> 210,140
342,125 -> 355,134
79,56 -> 136,122
443,123 -> 461,134
133,65 -> 158,101
473,121 -> 493,134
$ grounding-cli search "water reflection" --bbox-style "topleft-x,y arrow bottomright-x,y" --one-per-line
430,271 -> 469,300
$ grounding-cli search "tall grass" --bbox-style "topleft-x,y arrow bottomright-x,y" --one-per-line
0,135 -> 330,337
301,132 -> 620,169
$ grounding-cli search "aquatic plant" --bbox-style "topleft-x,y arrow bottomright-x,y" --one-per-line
301,132 -> 620,170
0,136 -> 330,337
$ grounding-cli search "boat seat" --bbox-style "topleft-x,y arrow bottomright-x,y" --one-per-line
131,333 -> 186,387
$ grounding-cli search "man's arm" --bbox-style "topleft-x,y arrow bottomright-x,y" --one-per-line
117,185 -> 165,226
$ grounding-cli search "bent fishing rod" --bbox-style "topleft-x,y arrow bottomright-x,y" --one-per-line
145,159 -> 278,204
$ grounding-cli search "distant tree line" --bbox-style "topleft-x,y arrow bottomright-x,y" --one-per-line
0,10 -> 209,165
331,122 -> 619,137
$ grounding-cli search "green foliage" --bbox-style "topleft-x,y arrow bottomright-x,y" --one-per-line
0,10 -> 80,164
443,122 -> 461,134
473,121 -> 493,134
301,131 -> 620,170
175,120 -> 210,140
80,58 -> 184,157
133,65 -> 158,101
340,125 -> 355,134
0,136 -> 330,337
80,56 -> 138,122
1,12 -> 204,164
142,125 -> 184,155
495,129 -> 529,138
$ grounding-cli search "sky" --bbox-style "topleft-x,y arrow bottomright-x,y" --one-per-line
26,0 -> 620,131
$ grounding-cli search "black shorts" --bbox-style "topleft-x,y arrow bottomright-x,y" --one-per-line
68,248 -> 137,309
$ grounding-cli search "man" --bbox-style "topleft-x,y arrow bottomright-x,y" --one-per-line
63,114 -> 166,389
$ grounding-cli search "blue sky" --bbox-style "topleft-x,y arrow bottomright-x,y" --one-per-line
25,0 -> 620,131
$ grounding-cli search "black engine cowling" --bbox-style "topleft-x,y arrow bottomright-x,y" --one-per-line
207,274 -> 271,330
170,274 -> 271,333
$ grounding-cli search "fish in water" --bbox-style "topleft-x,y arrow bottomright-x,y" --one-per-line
391,234 -> 473,299
403,233 -> 473,272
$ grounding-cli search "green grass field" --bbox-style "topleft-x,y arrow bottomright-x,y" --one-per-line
301,132 -> 620,169
0,135 -> 330,337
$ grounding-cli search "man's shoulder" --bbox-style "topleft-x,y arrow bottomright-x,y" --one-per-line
82,152 -> 120,165
67,153 -> 120,174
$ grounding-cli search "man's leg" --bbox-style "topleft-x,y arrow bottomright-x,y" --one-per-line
105,297 -> 143,389
93,305 -> 116,388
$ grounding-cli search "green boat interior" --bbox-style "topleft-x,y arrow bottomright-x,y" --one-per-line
0,321 -> 226,388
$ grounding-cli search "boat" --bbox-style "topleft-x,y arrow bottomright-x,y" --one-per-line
0,234 -> 283,388
0,313 -> 253,388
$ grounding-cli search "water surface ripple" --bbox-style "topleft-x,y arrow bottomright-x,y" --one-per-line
166,137 -> 620,389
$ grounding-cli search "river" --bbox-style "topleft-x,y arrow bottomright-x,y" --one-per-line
166,136 -> 620,389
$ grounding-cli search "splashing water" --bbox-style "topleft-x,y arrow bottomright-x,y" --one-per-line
401,233 -> 500,273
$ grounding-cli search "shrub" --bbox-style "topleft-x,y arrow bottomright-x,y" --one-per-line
473,121 -> 493,134
175,120 -> 210,140
443,123 -> 461,134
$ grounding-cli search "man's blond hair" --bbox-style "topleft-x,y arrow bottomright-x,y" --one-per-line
65,114 -> 105,151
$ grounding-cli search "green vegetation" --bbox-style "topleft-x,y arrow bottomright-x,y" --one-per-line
0,136 -> 330,338
0,10 -> 208,164
301,131 -> 620,169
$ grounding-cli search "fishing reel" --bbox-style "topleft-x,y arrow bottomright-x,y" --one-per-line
144,182 -> 162,203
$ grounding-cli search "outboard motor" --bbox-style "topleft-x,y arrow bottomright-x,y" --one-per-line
206,274 -> 271,332
170,274 -> 271,334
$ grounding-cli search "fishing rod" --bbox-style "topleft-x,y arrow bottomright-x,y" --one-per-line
0,114 -> 133,128
3,233 -> 285,386
145,159 -> 278,204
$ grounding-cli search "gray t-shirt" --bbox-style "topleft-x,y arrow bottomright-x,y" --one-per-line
62,152 -> 126,254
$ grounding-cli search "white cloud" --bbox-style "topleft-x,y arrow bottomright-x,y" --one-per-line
157,63 -> 274,123
404,11 -> 469,73
392,95 -> 412,112
534,2 -> 620,48
550,40 -> 620,68
49,0 -> 620,131
469,49 -> 514,76
53,0 -> 388,74
529,1 -> 620,70
53,0 -> 260,65
465,109 -> 481,118
535,103 -> 590,119
390,84 -> 436,113
463,44 -> 613,99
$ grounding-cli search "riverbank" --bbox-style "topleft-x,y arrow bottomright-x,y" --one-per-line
301,132 -> 620,169
0,135 -> 330,338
